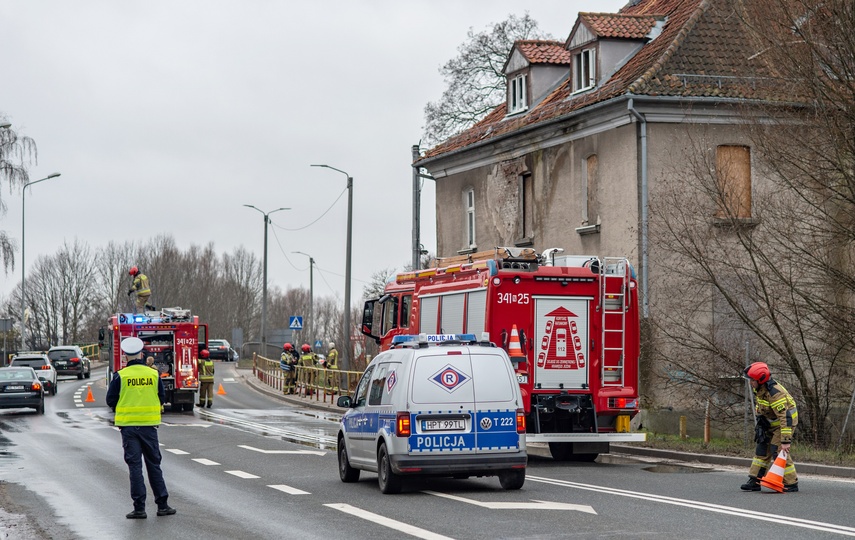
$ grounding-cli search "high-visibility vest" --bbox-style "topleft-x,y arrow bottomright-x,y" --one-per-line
133,274 -> 151,296
199,360 -> 215,382
114,364 -> 161,426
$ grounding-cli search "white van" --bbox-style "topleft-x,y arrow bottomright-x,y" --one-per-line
336,334 -> 527,494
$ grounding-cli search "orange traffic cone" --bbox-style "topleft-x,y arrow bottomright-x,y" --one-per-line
85,386 -> 95,403
508,325 -> 525,359
759,450 -> 788,493
217,383 -> 227,395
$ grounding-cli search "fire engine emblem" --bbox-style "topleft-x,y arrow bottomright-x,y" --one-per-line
430,364 -> 470,393
539,306 -> 586,370
480,417 -> 493,430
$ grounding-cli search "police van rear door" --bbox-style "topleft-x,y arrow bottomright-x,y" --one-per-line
408,350 -> 477,455
470,351 -> 523,453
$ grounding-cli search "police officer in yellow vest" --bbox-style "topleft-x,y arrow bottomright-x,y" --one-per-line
106,337 -> 177,519
197,349 -> 215,408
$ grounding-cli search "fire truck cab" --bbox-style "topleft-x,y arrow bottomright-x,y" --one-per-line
361,247 -> 646,461
101,307 -> 207,412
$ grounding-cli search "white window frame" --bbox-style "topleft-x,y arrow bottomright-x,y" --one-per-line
509,74 -> 527,114
573,48 -> 596,92
465,188 -> 476,248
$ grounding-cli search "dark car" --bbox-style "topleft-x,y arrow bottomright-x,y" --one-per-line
0,367 -> 45,414
207,339 -> 231,361
48,346 -> 92,379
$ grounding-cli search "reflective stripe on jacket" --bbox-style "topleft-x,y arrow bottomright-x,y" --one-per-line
115,364 -> 161,426
754,378 -> 798,443
199,360 -> 215,382
327,349 -> 339,369
132,274 -> 151,296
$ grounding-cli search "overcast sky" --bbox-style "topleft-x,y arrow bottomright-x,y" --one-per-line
1,0 -> 625,307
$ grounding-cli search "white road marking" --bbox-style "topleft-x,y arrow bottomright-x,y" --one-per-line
268,484 -> 310,495
192,458 -> 220,466
527,475 -> 855,536
75,403 -> 84,407
165,449 -> 190,455
225,470 -> 259,479
238,444 -> 326,456
424,491 -> 596,514
222,377 -> 235,382
325,504 -> 455,540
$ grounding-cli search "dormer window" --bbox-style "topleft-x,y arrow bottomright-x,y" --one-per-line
509,74 -> 528,114
573,48 -> 596,92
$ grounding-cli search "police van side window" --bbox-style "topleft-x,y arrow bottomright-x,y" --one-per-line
368,364 -> 389,406
354,366 -> 375,408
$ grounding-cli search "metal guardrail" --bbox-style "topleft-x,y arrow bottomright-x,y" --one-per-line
252,353 -> 362,403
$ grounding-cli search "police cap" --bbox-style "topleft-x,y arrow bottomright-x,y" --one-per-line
121,337 -> 145,356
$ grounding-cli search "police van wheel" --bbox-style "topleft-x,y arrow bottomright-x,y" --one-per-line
498,469 -> 525,490
338,442 -> 360,483
377,443 -> 402,494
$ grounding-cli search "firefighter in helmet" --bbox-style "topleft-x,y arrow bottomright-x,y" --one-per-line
299,343 -> 317,396
325,341 -> 339,392
197,349 -> 215,408
128,266 -> 152,313
741,361 -> 799,492
280,343 -> 297,395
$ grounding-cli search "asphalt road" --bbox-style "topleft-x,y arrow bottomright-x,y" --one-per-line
2,364 -> 855,540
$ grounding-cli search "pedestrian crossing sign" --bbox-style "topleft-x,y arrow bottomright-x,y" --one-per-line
289,316 -> 303,330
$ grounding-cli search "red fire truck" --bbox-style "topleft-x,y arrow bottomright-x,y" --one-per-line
101,307 -> 207,412
361,247 -> 646,461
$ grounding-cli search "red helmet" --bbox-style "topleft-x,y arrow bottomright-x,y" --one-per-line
200,349 -> 210,359
301,344 -> 311,353
283,343 -> 293,351
129,266 -> 139,276
743,362 -> 771,384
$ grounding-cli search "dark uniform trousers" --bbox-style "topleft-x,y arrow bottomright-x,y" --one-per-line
121,426 -> 169,511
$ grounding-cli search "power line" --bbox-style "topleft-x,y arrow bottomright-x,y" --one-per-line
269,187 -> 347,232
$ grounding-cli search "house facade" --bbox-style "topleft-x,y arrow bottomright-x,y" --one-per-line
416,0 -> 780,426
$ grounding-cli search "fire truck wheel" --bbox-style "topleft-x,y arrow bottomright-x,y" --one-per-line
498,469 -> 525,490
549,442 -> 574,461
182,403 -> 194,412
572,453 -> 599,462
169,403 -> 183,413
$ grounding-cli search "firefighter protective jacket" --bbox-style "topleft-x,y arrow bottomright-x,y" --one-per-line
132,273 -> 151,295
199,359 -> 215,382
754,378 -> 798,444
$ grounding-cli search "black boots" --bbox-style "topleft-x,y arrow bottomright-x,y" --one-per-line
740,476 -> 761,491
784,482 -> 799,492
126,509 -> 147,519
157,506 -> 177,516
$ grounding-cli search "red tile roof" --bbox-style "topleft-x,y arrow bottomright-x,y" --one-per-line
421,0 -> 781,162
579,13 -> 661,39
515,40 -> 572,65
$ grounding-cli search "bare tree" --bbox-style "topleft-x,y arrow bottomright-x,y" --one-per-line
0,116 -> 37,272
422,14 -> 550,147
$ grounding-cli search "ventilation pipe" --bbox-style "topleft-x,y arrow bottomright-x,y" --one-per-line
627,99 -> 649,318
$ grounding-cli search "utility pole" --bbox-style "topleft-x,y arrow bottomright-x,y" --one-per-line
411,145 -> 434,271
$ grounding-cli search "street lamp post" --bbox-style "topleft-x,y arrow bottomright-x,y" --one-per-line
292,251 -> 314,349
311,164 -> 352,371
21,172 -> 61,349
244,205 -> 289,357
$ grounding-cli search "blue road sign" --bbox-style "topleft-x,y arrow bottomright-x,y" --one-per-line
289,316 -> 303,330
314,340 -> 323,349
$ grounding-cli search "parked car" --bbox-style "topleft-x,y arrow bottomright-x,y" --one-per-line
9,354 -> 57,397
0,367 -> 45,414
47,345 -> 92,380
207,339 -> 231,361
229,348 -> 239,362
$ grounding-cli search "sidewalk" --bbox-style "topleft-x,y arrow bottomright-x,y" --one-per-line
237,368 -> 855,479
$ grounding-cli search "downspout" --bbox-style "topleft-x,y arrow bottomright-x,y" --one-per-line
627,98 -> 649,318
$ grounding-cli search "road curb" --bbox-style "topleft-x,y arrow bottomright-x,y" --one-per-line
237,369 -> 855,479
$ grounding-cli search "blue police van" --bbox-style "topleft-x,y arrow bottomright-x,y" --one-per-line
336,333 -> 527,493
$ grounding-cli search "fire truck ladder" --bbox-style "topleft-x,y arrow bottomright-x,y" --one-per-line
600,257 -> 629,387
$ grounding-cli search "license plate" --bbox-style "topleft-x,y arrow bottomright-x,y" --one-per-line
6,385 -> 25,391
56,362 -> 67,367
516,374 -> 528,384
421,419 -> 465,431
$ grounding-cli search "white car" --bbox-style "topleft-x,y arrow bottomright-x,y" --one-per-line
10,354 -> 58,396
336,333 -> 527,494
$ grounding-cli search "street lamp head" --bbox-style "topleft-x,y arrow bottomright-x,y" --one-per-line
0,123 -> 11,129
47,173 -> 61,179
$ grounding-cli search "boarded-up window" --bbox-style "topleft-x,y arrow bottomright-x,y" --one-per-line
715,146 -> 752,219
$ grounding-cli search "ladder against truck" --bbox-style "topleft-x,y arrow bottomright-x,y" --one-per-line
100,307 -> 208,412
361,247 -> 646,461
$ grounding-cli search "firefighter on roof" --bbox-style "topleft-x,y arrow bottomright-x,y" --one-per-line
128,266 -> 152,313
741,361 -> 799,492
